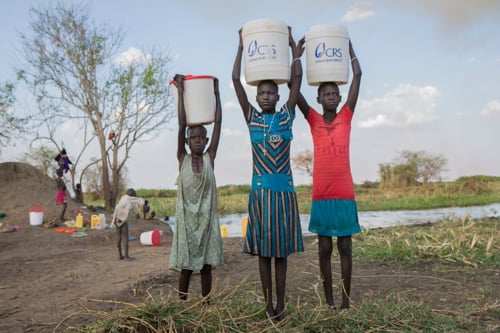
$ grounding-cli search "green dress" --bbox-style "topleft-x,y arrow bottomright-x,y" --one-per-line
169,153 -> 224,271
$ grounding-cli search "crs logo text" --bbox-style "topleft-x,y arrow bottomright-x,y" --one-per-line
315,42 -> 342,59
247,40 -> 277,58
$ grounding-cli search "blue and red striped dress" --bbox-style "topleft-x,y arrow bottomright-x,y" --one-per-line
243,104 -> 304,258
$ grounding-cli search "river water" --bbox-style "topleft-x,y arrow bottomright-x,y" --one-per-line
163,203 -> 500,238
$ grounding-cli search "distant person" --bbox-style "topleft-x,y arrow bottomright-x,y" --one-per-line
295,38 -> 362,309
143,200 -> 151,219
169,74 -> 223,302
111,188 -> 145,261
55,169 -> 67,222
75,183 -> 83,204
232,26 -> 304,321
54,148 -> 72,174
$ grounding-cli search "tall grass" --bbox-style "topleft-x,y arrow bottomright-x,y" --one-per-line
354,216 -> 499,267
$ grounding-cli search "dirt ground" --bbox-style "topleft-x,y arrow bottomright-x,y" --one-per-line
0,162 -> 498,332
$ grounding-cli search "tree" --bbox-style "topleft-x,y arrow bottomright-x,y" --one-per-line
19,146 -> 58,176
379,150 -> 447,187
399,150 -> 447,184
0,81 -> 29,150
291,149 -> 313,177
19,3 -> 175,209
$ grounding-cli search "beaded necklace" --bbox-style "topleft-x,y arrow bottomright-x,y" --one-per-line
263,112 -> 277,157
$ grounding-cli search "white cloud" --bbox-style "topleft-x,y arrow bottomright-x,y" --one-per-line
223,101 -> 240,110
480,100 -> 500,116
113,47 -> 151,67
357,83 -> 439,128
342,2 -> 376,22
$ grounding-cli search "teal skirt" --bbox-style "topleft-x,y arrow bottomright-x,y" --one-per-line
309,199 -> 361,237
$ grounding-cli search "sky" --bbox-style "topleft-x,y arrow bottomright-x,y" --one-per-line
1,0 -> 499,190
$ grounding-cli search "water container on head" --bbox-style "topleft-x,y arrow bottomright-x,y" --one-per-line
305,24 -> 350,86
170,75 -> 216,126
241,18 -> 290,86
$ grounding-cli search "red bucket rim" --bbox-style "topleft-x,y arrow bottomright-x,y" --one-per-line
169,74 -> 216,84
29,203 -> 44,213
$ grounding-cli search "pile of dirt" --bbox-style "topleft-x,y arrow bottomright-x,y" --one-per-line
0,162 -> 77,226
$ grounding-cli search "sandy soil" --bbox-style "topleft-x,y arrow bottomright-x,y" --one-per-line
0,162 -> 498,332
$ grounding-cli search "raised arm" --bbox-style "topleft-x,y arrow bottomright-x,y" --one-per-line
346,39 -> 362,112
295,36 -> 310,118
287,26 -> 302,111
207,77 -> 222,166
174,74 -> 187,165
232,29 -> 250,121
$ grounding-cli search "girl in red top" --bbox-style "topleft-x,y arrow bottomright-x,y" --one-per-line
296,38 -> 362,310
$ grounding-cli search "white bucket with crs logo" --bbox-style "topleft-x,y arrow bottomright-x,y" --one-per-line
305,24 -> 350,86
242,18 -> 290,86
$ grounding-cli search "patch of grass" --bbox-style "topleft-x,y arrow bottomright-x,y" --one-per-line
354,216 -> 499,267
59,286 -> 496,333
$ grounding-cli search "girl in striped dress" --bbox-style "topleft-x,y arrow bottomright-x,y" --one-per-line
232,26 -> 303,321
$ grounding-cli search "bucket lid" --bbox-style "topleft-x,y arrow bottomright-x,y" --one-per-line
242,18 -> 288,34
169,75 -> 216,85
29,203 -> 44,213
151,229 -> 161,246
306,24 -> 349,39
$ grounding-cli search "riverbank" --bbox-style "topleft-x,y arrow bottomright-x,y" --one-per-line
135,176 -> 500,218
162,202 -> 500,238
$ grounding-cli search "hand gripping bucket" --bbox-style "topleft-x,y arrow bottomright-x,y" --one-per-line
29,203 -> 44,226
140,229 -> 162,246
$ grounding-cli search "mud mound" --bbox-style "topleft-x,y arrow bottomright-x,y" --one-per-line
0,162 -> 78,226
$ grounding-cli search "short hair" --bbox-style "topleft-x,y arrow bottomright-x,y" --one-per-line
257,80 -> 278,92
126,188 -> 136,197
186,125 -> 207,139
317,82 -> 339,96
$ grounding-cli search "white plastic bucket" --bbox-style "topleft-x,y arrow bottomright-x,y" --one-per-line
170,75 -> 216,126
29,203 -> 44,226
65,180 -> 76,199
305,24 -> 350,86
242,18 -> 290,86
99,213 -> 106,225
140,229 -> 161,246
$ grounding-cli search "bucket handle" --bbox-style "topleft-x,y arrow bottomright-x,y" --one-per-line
29,203 -> 44,212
